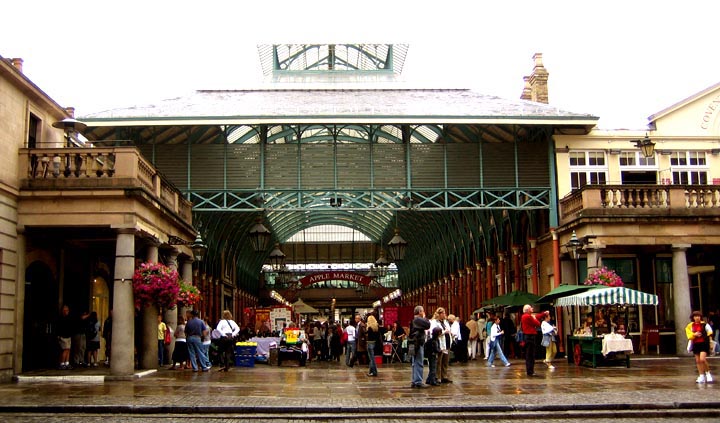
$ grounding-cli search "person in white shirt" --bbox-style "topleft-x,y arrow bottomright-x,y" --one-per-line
215,310 -> 240,371
487,315 -> 511,367
344,321 -> 357,367
431,308 -> 453,384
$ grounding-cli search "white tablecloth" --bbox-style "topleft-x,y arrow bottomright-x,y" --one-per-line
249,337 -> 281,356
601,335 -> 633,356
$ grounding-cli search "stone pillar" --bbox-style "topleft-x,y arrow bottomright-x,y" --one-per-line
512,245 -> 521,292
529,239 -> 539,294
551,229 -> 561,288
179,258 -> 194,323
672,244 -> 692,356
485,258 -> 494,299
141,304 -> 159,369
585,244 -> 605,274
498,253 -> 506,295
163,248 -> 179,366
111,229 -> 136,376
14,229 -> 27,374
475,262 -> 483,308
140,242 -> 160,369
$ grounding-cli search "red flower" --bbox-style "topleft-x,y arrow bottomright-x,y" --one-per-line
132,262 -> 180,309
583,267 -> 624,287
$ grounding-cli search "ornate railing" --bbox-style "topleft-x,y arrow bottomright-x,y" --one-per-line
560,184 -> 720,223
19,147 -> 193,222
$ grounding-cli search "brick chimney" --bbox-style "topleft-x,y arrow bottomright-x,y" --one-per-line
11,58 -> 23,73
521,53 -> 549,104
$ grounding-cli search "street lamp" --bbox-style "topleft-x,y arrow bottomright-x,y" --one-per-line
564,231 -> 583,261
387,228 -> 408,262
374,249 -> 390,278
248,217 -> 271,252
190,231 -> 208,262
631,134 -> 655,158
268,243 -> 286,271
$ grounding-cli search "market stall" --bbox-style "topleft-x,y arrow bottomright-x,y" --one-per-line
555,286 -> 658,368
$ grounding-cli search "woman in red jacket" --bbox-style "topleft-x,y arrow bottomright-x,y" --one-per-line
521,304 -> 549,376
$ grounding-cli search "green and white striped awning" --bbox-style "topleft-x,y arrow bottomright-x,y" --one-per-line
555,287 -> 659,307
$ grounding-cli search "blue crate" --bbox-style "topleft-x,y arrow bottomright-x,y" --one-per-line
235,345 -> 257,356
235,354 -> 255,367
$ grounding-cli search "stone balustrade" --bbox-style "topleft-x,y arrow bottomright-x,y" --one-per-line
19,147 -> 192,223
560,184 -> 720,224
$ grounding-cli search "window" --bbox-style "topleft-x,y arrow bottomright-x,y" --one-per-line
619,151 -> 657,184
670,151 -> 708,185
28,113 -> 40,148
569,151 -> 607,190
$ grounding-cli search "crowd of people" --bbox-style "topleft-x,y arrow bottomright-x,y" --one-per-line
54,303 -> 717,384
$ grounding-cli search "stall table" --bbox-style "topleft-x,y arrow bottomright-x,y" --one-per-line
567,334 -> 633,368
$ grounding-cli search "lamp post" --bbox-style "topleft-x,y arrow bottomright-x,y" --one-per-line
374,249 -> 390,278
268,243 -> 286,271
387,228 -> 408,262
631,134 -> 655,158
248,217 -> 271,252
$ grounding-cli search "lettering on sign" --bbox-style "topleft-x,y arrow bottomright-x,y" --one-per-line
700,94 -> 720,129
298,271 -> 371,287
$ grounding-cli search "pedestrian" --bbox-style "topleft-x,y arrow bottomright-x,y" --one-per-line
487,315 -> 511,367
366,314 -> 379,376
425,326 -> 442,386
355,314 -> 367,365
344,320 -> 357,367
501,312 -> 517,358
410,305 -> 430,388
85,311 -> 101,367
541,312 -> 557,370
686,310 -> 713,383
157,314 -> 167,366
185,309 -> 211,372
466,315 -> 479,360
102,310 -> 112,366
169,316 -> 188,370
483,312 -> 495,360
431,308 -> 452,384
56,305 -> 73,370
72,310 -> 90,367
216,310 -> 240,371
520,304 -> 548,376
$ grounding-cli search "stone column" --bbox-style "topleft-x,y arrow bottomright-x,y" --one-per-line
141,242 -> 160,369
111,229 -> 136,376
163,248 -> 180,366
585,244 -> 605,274
14,229 -> 27,374
475,262 -> 483,308
672,244 -> 692,356
485,258 -> 494,299
497,253 -> 506,295
512,246 -> 521,292
179,258 -> 194,322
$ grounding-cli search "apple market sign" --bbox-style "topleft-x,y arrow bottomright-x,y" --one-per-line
298,271 -> 371,288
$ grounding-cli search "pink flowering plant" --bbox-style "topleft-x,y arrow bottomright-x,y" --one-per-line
177,281 -> 202,307
132,262 -> 180,309
583,266 -> 624,287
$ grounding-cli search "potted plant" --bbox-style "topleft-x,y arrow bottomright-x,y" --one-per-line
583,266 -> 624,287
132,262 -> 181,309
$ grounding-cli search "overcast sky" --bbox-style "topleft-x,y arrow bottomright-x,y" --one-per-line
3,1 -> 719,129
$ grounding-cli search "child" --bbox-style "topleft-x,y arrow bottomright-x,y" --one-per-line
425,327 -> 442,386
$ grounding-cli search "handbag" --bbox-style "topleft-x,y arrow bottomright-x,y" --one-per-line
541,334 -> 551,347
164,327 -> 172,345
687,339 -> 693,353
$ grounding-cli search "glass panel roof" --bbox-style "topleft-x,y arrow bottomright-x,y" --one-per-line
286,224 -> 371,243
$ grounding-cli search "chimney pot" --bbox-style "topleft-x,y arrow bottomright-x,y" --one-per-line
11,58 -> 23,73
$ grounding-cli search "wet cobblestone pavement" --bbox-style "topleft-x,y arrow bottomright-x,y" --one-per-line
1,356 -> 719,421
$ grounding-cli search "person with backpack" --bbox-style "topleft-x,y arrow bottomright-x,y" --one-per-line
85,311 -> 100,367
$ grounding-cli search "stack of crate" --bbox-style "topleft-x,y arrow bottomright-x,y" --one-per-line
234,342 -> 257,368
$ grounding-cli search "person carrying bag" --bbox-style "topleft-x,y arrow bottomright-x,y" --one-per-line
215,310 -> 240,371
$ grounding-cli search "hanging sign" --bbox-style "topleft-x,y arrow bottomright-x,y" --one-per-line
298,271 -> 371,287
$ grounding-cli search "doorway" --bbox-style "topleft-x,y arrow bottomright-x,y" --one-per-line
23,261 -> 58,371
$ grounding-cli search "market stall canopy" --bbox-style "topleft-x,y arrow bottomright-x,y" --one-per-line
536,284 -> 600,304
481,290 -> 540,307
292,298 -> 319,314
555,287 -> 659,307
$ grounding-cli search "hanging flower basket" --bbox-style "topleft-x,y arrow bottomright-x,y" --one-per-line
177,281 -> 202,307
583,266 -> 624,287
132,262 -> 180,309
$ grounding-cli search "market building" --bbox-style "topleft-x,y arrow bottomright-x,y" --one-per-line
1,44 -> 717,380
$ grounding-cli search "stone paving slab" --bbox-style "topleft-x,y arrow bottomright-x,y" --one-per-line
1,356 -> 718,416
